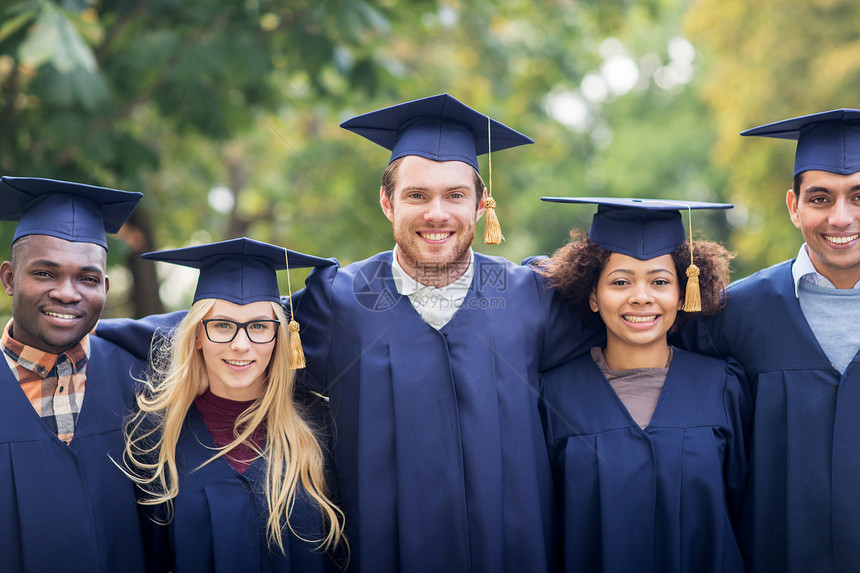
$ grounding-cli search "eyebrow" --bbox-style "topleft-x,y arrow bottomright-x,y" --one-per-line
208,315 -> 275,321
607,268 -> 675,277
28,259 -> 104,274
802,184 -> 860,195
399,184 -> 471,193
28,259 -> 60,268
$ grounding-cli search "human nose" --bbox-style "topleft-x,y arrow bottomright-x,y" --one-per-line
423,197 -> 451,223
829,198 -> 856,227
49,277 -> 83,303
628,283 -> 653,305
230,326 -> 253,349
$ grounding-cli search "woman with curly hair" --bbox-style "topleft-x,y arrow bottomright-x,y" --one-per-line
122,238 -> 346,572
539,198 -> 749,573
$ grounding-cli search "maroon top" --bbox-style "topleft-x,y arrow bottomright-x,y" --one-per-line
194,389 -> 267,473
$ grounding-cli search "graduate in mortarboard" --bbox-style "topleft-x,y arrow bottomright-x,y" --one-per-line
539,197 -> 748,573
285,94 -> 599,572
674,110 -> 860,572
121,238 -> 347,572
0,176 -> 150,572
93,94 -> 600,571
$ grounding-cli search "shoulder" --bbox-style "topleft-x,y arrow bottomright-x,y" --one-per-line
473,251 -> 521,269
340,251 -> 393,274
87,336 -> 147,393
473,252 -> 550,299
672,346 -> 729,373
307,252 -> 390,284
541,351 -> 596,388
89,334 -> 144,366
726,259 -> 794,297
521,254 -> 548,267
671,347 -> 745,393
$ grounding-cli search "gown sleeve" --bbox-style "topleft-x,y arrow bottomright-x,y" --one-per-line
96,311 -> 188,362
522,256 -> 604,372
672,312 -> 726,360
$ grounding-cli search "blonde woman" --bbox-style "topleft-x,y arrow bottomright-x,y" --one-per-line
122,238 -> 346,572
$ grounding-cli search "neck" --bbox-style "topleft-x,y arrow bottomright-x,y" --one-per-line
816,268 -> 860,289
8,324 -> 78,355
395,250 -> 471,288
808,247 -> 860,289
602,340 -> 671,370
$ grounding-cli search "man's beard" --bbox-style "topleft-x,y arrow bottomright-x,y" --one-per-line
393,228 -> 473,287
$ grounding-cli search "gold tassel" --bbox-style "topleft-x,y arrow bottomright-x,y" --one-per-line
683,263 -> 701,312
483,115 -> 503,245
288,319 -> 306,369
283,248 -> 306,369
484,196 -> 503,244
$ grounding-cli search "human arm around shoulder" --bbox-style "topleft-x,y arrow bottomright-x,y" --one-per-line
671,310 -> 727,359
96,311 -> 188,362
524,255 -> 604,371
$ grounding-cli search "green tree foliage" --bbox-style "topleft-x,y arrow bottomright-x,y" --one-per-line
0,0 -> 679,317
0,0 -> 434,316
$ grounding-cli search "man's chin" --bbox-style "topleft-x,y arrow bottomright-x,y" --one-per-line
413,258 -> 460,270
38,330 -> 88,354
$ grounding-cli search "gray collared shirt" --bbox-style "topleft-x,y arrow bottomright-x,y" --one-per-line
791,243 -> 860,297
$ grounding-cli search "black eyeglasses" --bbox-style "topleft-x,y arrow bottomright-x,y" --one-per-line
201,319 -> 280,344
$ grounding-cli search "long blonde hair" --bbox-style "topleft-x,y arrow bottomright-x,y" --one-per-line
123,298 -> 346,554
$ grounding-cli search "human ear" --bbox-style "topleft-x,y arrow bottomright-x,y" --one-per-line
786,188 -> 801,230
588,289 -> 599,312
0,261 -> 14,296
380,186 -> 395,223
477,187 -> 488,220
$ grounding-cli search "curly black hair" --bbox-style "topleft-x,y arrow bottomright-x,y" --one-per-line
539,230 -> 735,331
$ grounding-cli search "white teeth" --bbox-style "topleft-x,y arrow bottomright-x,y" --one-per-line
421,232 -> 450,241
624,315 -> 657,323
825,234 -> 859,245
225,360 -> 253,366
44,311 -> 76,319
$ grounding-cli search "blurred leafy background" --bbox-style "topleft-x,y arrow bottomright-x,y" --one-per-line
2,0 -> 857,318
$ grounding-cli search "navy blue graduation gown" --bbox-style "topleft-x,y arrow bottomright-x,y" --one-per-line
0,336 -> 149,573
540,347 -> 749,573
291,251 -> 597,573
674,260 -> 860,573
162,405 -> 332,572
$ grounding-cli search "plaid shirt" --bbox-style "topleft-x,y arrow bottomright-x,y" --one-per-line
1,320 -> 90,444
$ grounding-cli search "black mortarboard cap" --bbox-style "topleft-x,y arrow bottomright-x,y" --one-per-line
0,176 -> 142,249
741,108 -> 860,177
142,237 -> 335,305
541,197 -> 733,260
339,93 -> 533,171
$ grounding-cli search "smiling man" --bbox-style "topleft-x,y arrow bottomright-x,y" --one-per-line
0,177 -> 150,572
676,109 -> 860,572
290,94 -> 597,572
